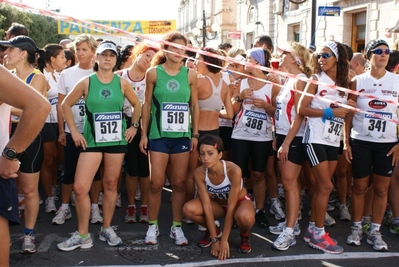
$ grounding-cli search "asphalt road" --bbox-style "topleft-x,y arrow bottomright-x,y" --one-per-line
9,185 -> 399,267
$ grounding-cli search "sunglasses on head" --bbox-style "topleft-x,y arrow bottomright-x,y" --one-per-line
316,53 -> 334,59
371,48 -> 390,55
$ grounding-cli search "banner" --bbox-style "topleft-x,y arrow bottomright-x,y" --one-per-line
58,20 -> 176,35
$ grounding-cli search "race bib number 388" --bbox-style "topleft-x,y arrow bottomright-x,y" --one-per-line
94,112 -> 122,143
162,102 -> 189,132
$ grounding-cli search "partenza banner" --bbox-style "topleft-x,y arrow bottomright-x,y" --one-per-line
58,20 -> 176,35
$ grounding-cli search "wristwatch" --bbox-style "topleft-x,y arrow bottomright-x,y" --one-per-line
132,122 -> 139,128
191,133 -> 200,139
235,95 -> 243,103
2,147 -> 21,161
210,237 -> 220,243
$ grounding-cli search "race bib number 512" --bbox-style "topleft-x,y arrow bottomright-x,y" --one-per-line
94,112 -> 122,143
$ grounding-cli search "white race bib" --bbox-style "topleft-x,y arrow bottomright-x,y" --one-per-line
94,111 -> 122,143
48,97 -> 58,106
362,111 -> 395,139
322,117 -> 343,144
161,102 -> 189,132
72,97 -> 85,123
275,101 -> 282,127
242,109 -> 267,135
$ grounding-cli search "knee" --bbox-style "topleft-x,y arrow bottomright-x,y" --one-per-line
103,179 -> 118,192
73,184 -> 89,197
373,186 -> 389,198
352,184 -> 368,195
182,203 -> 194,218
252,172 -> 265,183
235,211 -> 255,228
149,179 -> 164,194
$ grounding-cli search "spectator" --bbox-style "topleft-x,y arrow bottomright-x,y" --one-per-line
253,35 -> 274,53
4,22 -> 29,40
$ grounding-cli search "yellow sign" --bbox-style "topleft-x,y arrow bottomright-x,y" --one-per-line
58,20 -> 176,35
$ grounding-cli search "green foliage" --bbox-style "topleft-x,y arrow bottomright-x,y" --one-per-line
0,3 -> 69,48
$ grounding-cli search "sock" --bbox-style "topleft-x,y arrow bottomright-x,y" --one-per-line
172,221 -> 182,227
255,209 -> 260,213
362,216 -> 371,222
141,204 -> 147,208
270,198 -> 277,204
393,217 -> 399,224
308,221 -> 315,230
370,223 -> 381,233
149,220 -> 158,226
128,204 -> 136,208
61,203 -> 69,210
78,232 -> 88,239
24,228 -> 34,236
353,221 -> 362,228
18,194 -> 24,201
91,203 -> 98,210
277,183 -> 283,189
314,226 -> 325,238
340,203 -> 346,209
285,227 -> 294,235
47,196 -> 54,201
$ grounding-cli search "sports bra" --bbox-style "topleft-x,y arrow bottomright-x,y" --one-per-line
198,75 -> 224,112
205,160 -> 242,200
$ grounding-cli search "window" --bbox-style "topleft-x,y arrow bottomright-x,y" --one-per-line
248,6 -> 256,24
351,11 -> 366,52
288,23 -> 300,43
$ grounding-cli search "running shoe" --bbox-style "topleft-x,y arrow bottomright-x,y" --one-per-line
390,220 -> 399,235
270,200 -> 286,221
339,205 -> 351,221
303,227 -> 313,243
198,221 -> 222,247
170,226 -> 188,246
269,221 -> 301,236
52,206 -> 72,225
98,192 -> 103,206
324,212 -> 336,226
70,191 -> 76,207
238,233 -> 251,253
367,231 -> 388,251
272,230 -> 296,251
255,209 -> 269,228
52,185 -> 60,196
135,187 -> 141,201
18,195 -> 25,211
362,217 -> 371,235
346,226 -> 363,246
99,226 -> 122,246
45,196 -> 57,213
198,224 -> 207,231
21,234 -> 36,254
90,207 -> 103,224
385,210 -> 393,226
57,231 -> 93,251
328,190 -> 338,204
124,206 -> 137,223
327,203 -> 335,212
309,233 -> 343,254
183,215 -> 193,224
139,205 -> 149,223
278,184 -> 285,199
145,224 -> 159,245
116,192 -> 122,208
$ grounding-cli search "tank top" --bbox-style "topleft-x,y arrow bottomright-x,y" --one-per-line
275,74 -> 307,136
350,71 -> 399,143
44,69 -> 59,123
148,65 -> 191,139
231,78 -> 273,142
11,69 -> 42,123
205,160 -> 243,200
83,73 -> 127,148
302,72 -> 348,147
219,72 -> 234,127
119,69 -> 146,117
198,76 -> 224,112
0,103 -> 11,150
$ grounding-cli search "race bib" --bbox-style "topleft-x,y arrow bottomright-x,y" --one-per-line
161,102 -> 189,132
362,111 -> 395,139
322,117 -> 343,144
275,101 -> 282,127
48,97 -> 58,106
94,111 -> 122,143
72,97 -> 85,123
242,109 -> 267,134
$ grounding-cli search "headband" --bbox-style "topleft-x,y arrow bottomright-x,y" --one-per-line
248,48 -> 266,67
324,41 -> 339,60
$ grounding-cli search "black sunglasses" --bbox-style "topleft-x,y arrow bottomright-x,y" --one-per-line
316,53 -> 334,59
371,48 -> 390,55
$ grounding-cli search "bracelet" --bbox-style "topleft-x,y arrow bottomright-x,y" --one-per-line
322,108 -> 334,123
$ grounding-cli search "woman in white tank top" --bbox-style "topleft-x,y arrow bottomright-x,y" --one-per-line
183,134 -> 254,260
344,39 -> 399,251
298,41 -> 353,254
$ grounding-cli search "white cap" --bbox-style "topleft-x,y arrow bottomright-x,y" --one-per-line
96,42 -> 118,55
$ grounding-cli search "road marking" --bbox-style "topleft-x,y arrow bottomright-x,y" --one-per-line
251,232 -> 273,244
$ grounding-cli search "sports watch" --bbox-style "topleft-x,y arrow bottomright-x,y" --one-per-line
2,147 -> 21,161
132,122 -> 139,128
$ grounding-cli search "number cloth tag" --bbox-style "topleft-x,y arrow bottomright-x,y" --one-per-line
242,109 -> 267,134
275,101 -> 282,126
322,117 -> 343,144
73,97 -> 85,123
162,102 -> 189,132
94,111 -> 122,143
362,111 -> 394,139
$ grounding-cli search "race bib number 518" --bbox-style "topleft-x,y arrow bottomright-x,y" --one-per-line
162,102 -> 189,132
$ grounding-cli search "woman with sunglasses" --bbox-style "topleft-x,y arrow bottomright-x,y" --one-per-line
231,47 -> 279,229
269,42 -> 313,251
298,41 -> 352,254
344,39 -> 399,251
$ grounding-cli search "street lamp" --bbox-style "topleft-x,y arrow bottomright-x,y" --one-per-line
191,10 -> 220,47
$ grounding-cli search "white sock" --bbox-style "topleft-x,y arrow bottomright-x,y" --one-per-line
61,203 -> 69,210
285,227 -> 294,235
370,223 -> 381,233
314,226 -> 325,238
92,203 -> 98,210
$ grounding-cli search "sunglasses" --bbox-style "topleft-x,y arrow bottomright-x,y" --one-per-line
371,48 -> 390,55
316,53 -> 334,59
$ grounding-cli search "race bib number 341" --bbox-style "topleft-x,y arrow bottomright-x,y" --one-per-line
162,102 -> 189,132
94,112 -> 122,143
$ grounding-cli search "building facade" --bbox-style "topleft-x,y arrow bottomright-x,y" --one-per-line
178,0 -> 399,52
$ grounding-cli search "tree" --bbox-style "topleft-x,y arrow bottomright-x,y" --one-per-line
0,3 -> 69,48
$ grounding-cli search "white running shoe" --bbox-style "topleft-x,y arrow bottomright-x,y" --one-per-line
45,196 -> 57,213
98,192 -> 103,206
90,207 -> 103,224
145,224 -> 159,245
116,192 -> 122,208
170,226 -> 188,246
21,234 -> 36,254
270,199 -> 286,221
70,191 -> 76,207
52,207 -> 72,225
135,187 -> 141,201
57,232 -> 93,251
324,212 -> 336,226
99,226 -> 122,246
